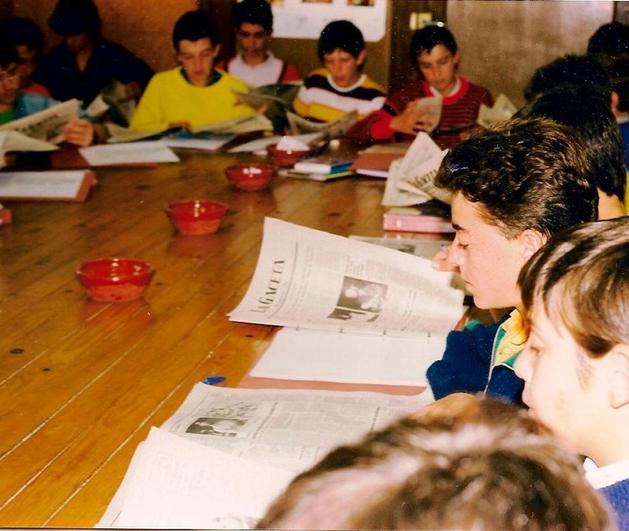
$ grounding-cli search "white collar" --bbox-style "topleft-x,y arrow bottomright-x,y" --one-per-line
326,73 -> 366,93
584,457 -> 629,489
429,75 -> 461,98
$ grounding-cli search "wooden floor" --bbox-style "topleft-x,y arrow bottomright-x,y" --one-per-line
0,148 -> 388,526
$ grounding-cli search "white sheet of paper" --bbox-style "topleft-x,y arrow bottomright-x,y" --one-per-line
250,327 -> 446,385
0,170 -> 88,198
229,132 -> 322,153
112,427 -> 294,529
164,135 -> 236,151
79,141 -> 179,166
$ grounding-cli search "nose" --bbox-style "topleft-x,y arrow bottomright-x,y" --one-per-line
448,240 -> 464,267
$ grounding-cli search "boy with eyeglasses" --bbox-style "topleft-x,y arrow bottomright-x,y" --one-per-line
216,0 -> 300,88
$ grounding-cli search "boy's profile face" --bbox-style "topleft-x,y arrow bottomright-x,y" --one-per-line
417,44 -> 459,95
447,192 -> 534,309
514,305 -> 608,461
323,48 -> 366,88
0,63 -> 20,109
177,38 -> 219,87
236,22 -> 269,60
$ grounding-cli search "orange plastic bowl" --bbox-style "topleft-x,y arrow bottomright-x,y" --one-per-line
225,162 -> 275,191
267,143 -> 310,168
76,258 -> 154,302
166,199 -> 228,235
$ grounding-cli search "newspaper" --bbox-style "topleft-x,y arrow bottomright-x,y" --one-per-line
99,384 -> 431,528
229,217 -> 464,336
233,83 -> 300,132
383,132 -> 450,206
286,110 -> 358,138
0,99 -> 80,144
0,130 -> 57,169
415,95 -> 442,132
476,93 -> 517,128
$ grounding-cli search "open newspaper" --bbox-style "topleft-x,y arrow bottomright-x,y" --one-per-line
233,83 -> 300,132
229,217 -> 463,336
476,93 -> 517,128
382,132 -> 450,207
286,110 -> 358,138
0,130 -> 57,169
99,384 -> 432,529
0,99 -> 81,144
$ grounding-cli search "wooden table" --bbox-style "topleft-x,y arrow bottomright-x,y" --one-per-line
0,148 -> 389,526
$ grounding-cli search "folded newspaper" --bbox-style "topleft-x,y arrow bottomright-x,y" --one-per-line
415,95 -> 442,132
229,217 -> 463,336
0,130 -> 57,169
0,99 -> 81,144
382,132 -> 450,207
98,384 -> 432,529
476,93 -> 517,128
286,110 -> 358,138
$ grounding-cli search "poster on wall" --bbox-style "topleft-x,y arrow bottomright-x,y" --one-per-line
270,0 -> 386,42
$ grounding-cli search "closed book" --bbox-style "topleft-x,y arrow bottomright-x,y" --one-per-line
293,155 -> 353,174
383,201 -> 453,234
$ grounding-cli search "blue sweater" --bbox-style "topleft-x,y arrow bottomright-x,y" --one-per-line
601,478 -> 629,531
426,318 -> 524,404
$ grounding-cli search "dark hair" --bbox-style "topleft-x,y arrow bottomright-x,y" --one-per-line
410,25 -> 458,64
48,0 -> 101,37
318,20 -> 365,61
524,85 -> 626,201
588,21 -> 629,56
259,395 -> 613,530
172,10 -> 219,50
233,0 -> 273,33
524,54 -> 612,102
519,217 -> 629,358
595,52 -> 629,112
0,39 -> 17,69
0,17 -> 44,54
435,117 -> 598,239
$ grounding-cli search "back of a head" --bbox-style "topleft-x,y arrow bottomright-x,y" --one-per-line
258,395 -> 613,530
519,216 -> 629,359
317,20 -> 364,61
232,0 -> 273,33
524,54 -> 612,102
172,10 -> 219,50
525,85 -> 626,201
0,17 -> 44,52
410,24 -> 458,62
588,22 -> 629,56
434,117 -> 598,239
48,0 -> 101,37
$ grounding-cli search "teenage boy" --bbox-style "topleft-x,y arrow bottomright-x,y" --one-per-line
348,25 -> 492,148
514,216 -> 629,530
524,84 -> 626,219
0,40 -> 96,146
426,117 -> 598,403
216,0 -> 299,88
259,394 -> 613,530
35,0 -> 153,107
292,20 -> 386,123
130,10 -> 255,132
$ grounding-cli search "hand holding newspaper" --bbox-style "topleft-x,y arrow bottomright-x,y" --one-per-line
0,99 -> 80,144
476,93 -> 517,128
382,132 -> 450,206
414,95 -> 442,132
229,217 -> 463,335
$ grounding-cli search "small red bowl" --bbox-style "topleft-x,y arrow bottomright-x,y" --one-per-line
267,143 -> 311,168
225,162 -> 275,191
76,258 -> 154,302
166,199 -> 228,235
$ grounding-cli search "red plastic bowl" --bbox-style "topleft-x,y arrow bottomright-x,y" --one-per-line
166,199 -> 228,235
225,162 -> 275,191
76,258 -> 154,302
267,143 -> 310,168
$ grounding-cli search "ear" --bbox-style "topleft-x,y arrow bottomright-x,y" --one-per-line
611,90 -> 620,116
452,50 -> 461,66
356,49 -> 367,66
213,44 -> 221,59
608,345 -> 629,409
517,229 -> 546,262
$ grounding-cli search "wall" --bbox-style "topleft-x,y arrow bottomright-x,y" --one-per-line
13,0 -> 197,72
447,1 -> 614,107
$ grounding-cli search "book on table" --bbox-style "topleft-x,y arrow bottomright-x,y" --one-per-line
0,169 -> 96,202
383,199 -> 454,234
293,154 -> 354,175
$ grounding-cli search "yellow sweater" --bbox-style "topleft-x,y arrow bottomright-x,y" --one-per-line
130,68 -> 255,132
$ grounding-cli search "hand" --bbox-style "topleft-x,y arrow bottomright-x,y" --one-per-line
62,119 -> 94,147
389,102 -> 431,135
432,245 -> 459,273
256,102 -> 270,115
168,121 -> 191,131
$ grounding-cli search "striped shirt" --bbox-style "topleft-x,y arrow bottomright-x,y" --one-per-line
293,68 -> 386,123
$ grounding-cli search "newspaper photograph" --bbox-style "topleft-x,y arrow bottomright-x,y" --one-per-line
161,383 -> 431,473
0,98 -> 80,144
389,132 -> 451,205
229,217 -> 464,335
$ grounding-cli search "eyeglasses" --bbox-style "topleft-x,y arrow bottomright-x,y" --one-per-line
0,66 -> 19,83
237,30 -> 267,39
